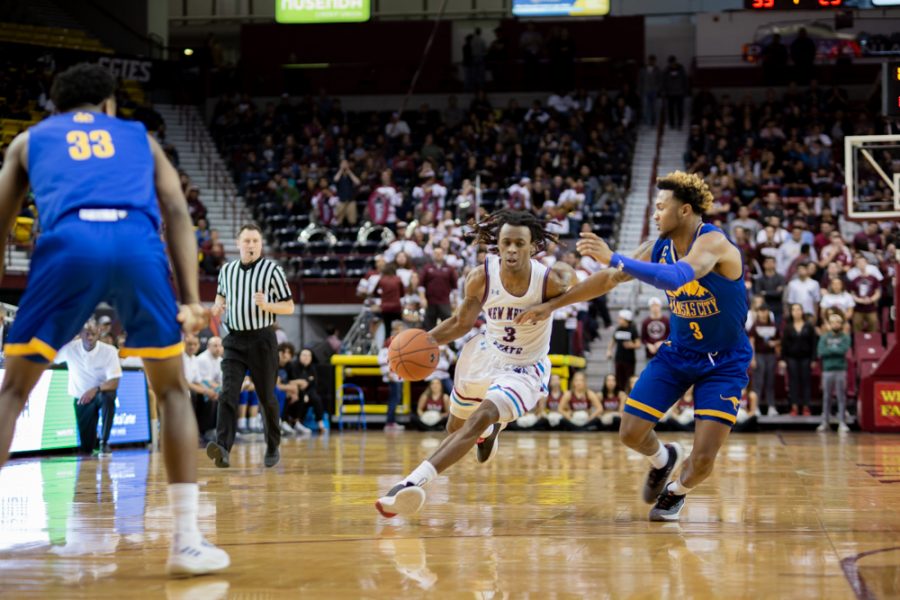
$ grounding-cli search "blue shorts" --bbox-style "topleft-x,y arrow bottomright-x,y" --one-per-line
5,212 -> 183,363
626,337 -> 752,427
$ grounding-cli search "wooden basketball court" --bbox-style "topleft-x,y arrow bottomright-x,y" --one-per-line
1,431 -> 898,598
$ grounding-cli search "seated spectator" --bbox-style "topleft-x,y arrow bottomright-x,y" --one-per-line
537,374 -> 565,429
416,379 -> 449,431
558,371 -> 602,429
274,343 -> 311,436
183,333 -> 219,440
598,373 -> 625,430
287,347 -> 327,433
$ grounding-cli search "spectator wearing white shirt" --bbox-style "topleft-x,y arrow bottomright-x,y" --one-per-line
384,112 -> 410,139
776,224 -> 817,275
412,168 -> 447,220
366,170 -> 403,225
55,322 -> 122,456
819,278 -> 855,321
384,234 -> 424,264
784,263 -> 821,318
506,178 -> 532,211
183,334 -> 219,440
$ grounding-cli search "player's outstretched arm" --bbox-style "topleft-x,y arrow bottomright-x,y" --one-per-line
427,266 -> 485,346
514,239 -> 653,325
606,231 -> 732,291
149,135 -> 205,331
0,133 -> 31,280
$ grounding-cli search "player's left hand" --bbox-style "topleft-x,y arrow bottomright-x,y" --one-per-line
253,291 -> 267,310
515,303 -> 552,325
577,232 -> 613,264
177,303 -> 209,334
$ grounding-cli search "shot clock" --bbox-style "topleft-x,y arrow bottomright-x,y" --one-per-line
744,0 -> 844,8
884,62 -> 900,117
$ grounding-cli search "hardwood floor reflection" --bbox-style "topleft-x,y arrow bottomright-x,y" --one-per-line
1,431 -> 899,598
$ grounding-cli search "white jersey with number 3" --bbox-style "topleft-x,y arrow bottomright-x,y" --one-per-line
481,254 -> 552,365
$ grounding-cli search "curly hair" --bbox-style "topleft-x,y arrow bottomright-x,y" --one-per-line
469,209 -> 558,255
50,63 -> 116,112
657,171 -> 714,215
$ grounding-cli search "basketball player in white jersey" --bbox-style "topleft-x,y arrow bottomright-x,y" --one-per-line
376,210 -> 573,517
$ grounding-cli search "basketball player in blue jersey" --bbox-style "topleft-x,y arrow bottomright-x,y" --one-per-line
518,172 -> 751,521
0,64 -> 229,574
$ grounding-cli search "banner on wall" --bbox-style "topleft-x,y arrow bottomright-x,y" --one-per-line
512,0 -> 610,17
275,0 -> 371,23
8,368 -> 151,454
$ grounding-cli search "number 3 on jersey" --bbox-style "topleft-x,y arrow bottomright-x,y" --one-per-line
502,326 -> 516,342
67,130 -> 115,160
689,322 -> 703,340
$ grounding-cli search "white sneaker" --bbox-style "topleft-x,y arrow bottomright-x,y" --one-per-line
294,422 -> 312,436
838,423 -> 851,434
766,407 -> 779,417
166,535 -> 230,576
816,423 -> 828,433
375,483 -> 426,517
279,421 -> 294,436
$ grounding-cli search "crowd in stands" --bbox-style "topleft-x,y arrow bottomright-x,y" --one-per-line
685,80 -> 895,430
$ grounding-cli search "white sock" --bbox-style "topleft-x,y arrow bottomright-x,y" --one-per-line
168,483 -> 201,543
402,461 -> 437,488
667,479 -> 692,496
648,441 -> 669,469
238,418 -> 247,429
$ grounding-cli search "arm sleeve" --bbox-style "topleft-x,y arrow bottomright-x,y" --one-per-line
610,253 -> 696,291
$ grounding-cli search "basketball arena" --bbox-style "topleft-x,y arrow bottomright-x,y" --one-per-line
1,0 -> 900,597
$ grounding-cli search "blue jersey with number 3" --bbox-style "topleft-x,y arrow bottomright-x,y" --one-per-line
650,223 -> 748,354
28,111 -> 159,233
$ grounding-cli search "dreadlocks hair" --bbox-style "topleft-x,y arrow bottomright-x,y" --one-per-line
469,209 -> 558,255
656,171 -> 714,215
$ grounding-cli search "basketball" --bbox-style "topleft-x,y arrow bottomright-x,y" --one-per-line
388,328 -> 438,381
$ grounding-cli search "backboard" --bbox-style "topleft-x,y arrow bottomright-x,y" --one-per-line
845,134 -> 900,221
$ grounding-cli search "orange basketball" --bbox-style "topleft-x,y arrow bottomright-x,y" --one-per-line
388,328 -> 439,381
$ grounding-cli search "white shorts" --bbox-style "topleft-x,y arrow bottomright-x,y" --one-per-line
450,334 -> 550,423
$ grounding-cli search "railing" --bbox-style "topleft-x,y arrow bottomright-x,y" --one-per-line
178,105 -> 250,240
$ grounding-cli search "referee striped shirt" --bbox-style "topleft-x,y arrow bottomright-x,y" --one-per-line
216,258 -> 292,331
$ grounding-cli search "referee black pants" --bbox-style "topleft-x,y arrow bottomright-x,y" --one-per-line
215,327 -> 280,452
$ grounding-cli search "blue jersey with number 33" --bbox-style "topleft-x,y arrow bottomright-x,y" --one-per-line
28,111 -> 159,233
650,223 -> 748,354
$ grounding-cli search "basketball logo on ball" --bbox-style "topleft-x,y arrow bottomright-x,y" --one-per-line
388,328 -> 439,381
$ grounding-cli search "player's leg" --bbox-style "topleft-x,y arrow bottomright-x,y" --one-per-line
375,400 -> 501,518
620,345 -> 692,504
650,342 -> 750,522
0,358 -> 52,466
142,357 -> 230,575
111,233 -> 229,575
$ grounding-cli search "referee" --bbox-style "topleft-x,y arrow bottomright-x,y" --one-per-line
206,224 -> 294,468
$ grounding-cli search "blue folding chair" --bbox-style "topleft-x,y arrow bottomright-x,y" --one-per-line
338,383 -> 367,431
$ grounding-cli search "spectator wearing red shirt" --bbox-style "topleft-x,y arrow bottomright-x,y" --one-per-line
853,222 -> 884,253
848,255 -> 881,332
375,263 -> 404,334
420,246 -> 458,329
640,297 -> 670,360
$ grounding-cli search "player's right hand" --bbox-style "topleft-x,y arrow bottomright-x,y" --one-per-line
177,303 -> 210,334
514,303 -> 552,325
